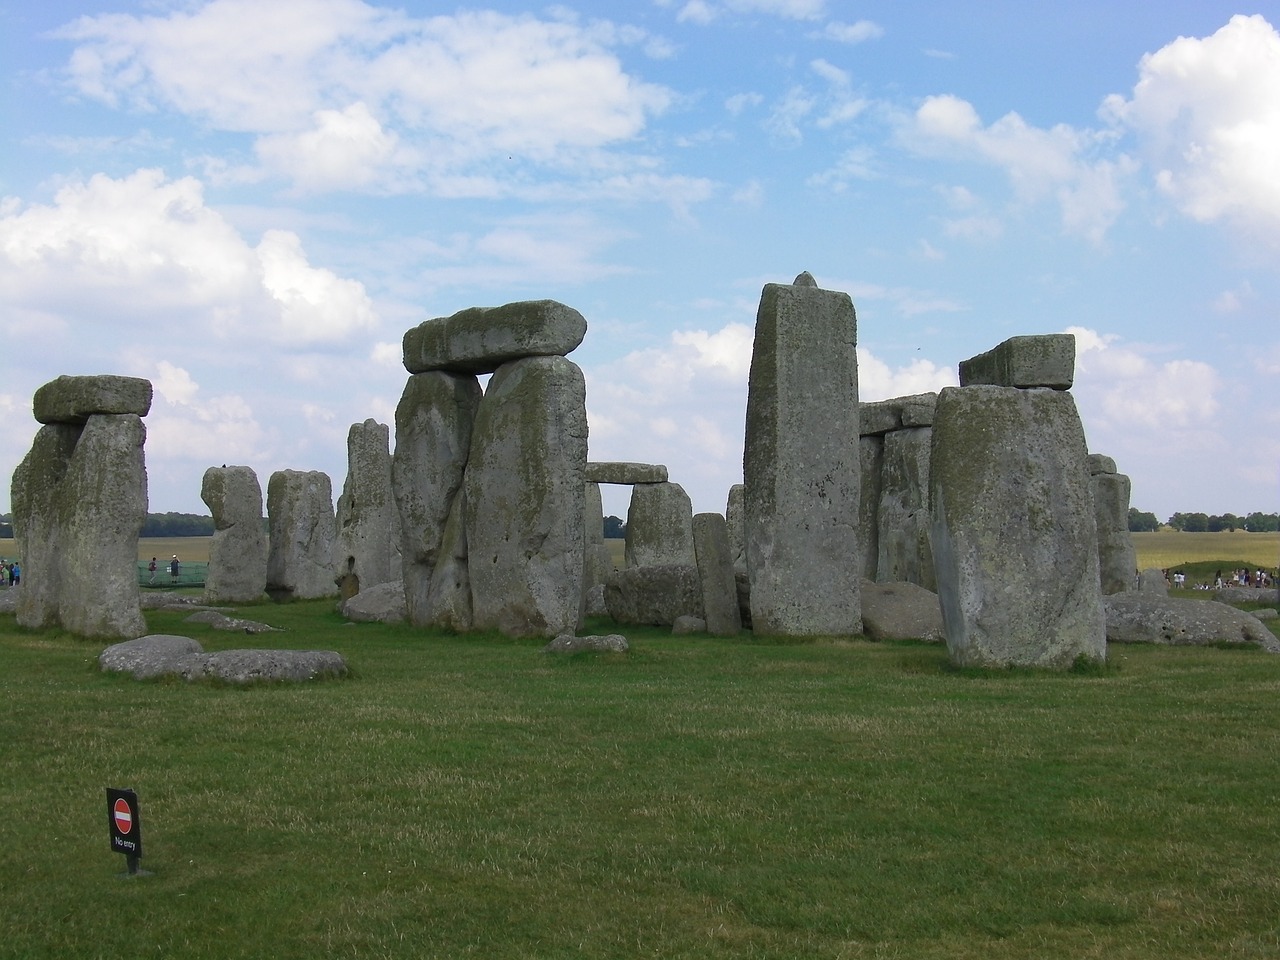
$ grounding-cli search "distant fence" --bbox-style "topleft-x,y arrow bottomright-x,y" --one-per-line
137,561 -> 207,589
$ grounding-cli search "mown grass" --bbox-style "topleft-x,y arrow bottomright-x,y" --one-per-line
3,601 -> 1280,959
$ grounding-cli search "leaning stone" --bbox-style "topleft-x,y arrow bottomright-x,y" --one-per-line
586,462 -> 669,485
693,512 -> 741,636
1092,469 -> 1137,596
930,385 -> 1104,668
464,356 -> 587,638
33,375 -> 152,424
1104,594 -> 1279,652
543,633 -> 629,654
334,419 -> 401,595
605,564 -> 703,626
341,579 -> 407,623
202,465 -> 268,604
1137,569 -> 1168,596
672,615 -> 707,635
860,580 -> 945,642
266,470 -> 338,600
958,334 -> 1075,390
403,300 -> 587,375
185,649 -> 349,683
876,427 -> 934,590
744,272 -> 860,636
625,482 -> 695,568
100,635 -> 205,680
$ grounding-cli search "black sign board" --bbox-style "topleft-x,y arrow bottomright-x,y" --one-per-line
107,788 -> 143,871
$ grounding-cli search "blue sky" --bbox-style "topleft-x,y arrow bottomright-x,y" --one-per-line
2,0 -> 1277,524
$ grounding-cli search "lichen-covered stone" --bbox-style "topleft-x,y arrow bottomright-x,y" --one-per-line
403,300 -> 587,375
581,481 -> 613,610
464,356 -> 587,638
930,385 -> 1104,668
201,465 -> 268,604
33,374 -> 152,424
958,334 -> 1075,390
859,393 -> 938,436
692,512 -> 741,636
744,273 -> 861,636
543,634 -> 629,653
266,470 -> 337,600
877,427 -> 934,590
341,579 -> 408,623
604,564 -> 703,626
585,462 -> 669,485
858,435 -> 883,581
860,580 -> 945,642
1137,568 -> 1168,595
1091,469 -> 1137,596
624,482 -> 695,568
1105,594 -> 1279,652
334,419 -> 401,594
726,483 -> 746,575
1087,453 -> 1117,476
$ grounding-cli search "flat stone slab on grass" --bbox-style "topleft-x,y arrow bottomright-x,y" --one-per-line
33,374 -> 153,424
403,300 -> 587,375
543,634 -> 629,653
100,635 -> 349,683
1104,594 -> 1279,652
958,334 -> 1075,389
585,461 -> 669,485
183,610 -> 283,633
860,580 -> 945,642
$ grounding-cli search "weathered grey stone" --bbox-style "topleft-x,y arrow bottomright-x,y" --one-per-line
958,334 -> 1075,390
744,273 -> 861,636
604,564 -> 704,626
183,610 -> 282,633
1214,587 -> 1277,605
403,300 -> 587,375
584,583 -> 608,617
860,580 -> 945,642
99,635 -> 204,680
900,394 -> 938,428
1091,469 -> 1137,595
672,615 -> 707,635
12,414 -> 147,639
1105,594 -> 1279,652
464,356 -> 587,638
1087,453 -> 1117,476
726,483 -> 746,575
625,482 -> 695,568
266,470 -> 337,600
33,374 -> 152,424
693,512 -> 742,636
877,427 -> 935,591
1137,568 -> 1169,595
543,633 -> 629,653
858,435 -> 883,581
581,481 -> 613,603
585,462 -> 669,485
930,385 -> 1105,668
859,393 -> 938,436
341,579 -> 408,623
424,485 -> 472,631
187,648 -> 349,683
391,371 -> 483,627
1252,608 -> 1278,621
201,465 -> 268,604
334,419 -> 401,595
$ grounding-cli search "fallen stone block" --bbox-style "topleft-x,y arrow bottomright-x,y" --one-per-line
183,610 -> 283,633
605,564 -> 703,626
860,581 -> 944,642
99,635 -> 205,680
1105,594 -> 1279,652
340,580 -> 407,623
543,634 -> 629,653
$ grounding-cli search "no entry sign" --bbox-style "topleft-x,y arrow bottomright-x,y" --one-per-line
106,788 -> 142,863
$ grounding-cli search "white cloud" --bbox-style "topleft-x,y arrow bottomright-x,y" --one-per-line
816,20 -> 884,44
857,350 -> 956,401
255,102 -> 417,193
1103,14 -> 1280,240
725,92 -> 764,115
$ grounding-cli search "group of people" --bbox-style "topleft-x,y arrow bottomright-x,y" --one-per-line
146,555 -> 182,584
0,559 -> 19,587
1213,568 -> 1274,589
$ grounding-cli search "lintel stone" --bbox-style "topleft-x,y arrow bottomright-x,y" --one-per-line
33,375 -> 153,424
585,461 -> 669,485
403,300 -> 587,375
958,334 -> 1075,390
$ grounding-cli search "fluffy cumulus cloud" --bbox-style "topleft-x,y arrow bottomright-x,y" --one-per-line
1103,14 -> 1280,241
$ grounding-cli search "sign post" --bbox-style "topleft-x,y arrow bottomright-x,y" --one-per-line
106,788 -> 144,876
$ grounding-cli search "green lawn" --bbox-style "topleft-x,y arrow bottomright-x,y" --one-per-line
3,601 -> 1280,959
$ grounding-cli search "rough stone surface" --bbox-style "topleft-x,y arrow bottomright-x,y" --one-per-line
1252,608 -> 1278,621
1104,594 -> 1279,652
858,435 -> 883,581
425,486 -> 473,631
100,635 -> 348,682
604,564 -> 704,626
1091,468 -> 1137,595
672,615 -> 707,635
860,580 -> 945,642
33,375 -> 152,425
201,465 -> 268,604
266,470 -> 337,600
958,334 -> 1076,390
391,371 -> 483,627
183,610 -> 282,633
692,512 -> 742,636
585,462 -> 669,485
625,482 -> 695,568
464,356 -> 587,638
726,483 -> 746,575
930,385 -> 1105,668
99,635 -> 204,680
12,413 -> 148,639
584,583 -> 608,617
1214,587 -> 1278,605
744,273 -> 861,636
403,300 -> 587,375
543,633 -> 629,653
341,579 -> 407,623
1137,568 -> 1169,595
334,419 -> 401,595
877,427 -> 935,590
1087,453 -> 1118,476
581,481 -> 614,608
860,393 -> 938,436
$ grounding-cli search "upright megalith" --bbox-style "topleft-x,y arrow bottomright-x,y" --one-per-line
725,483 -> 746,575
857,435 -> 883,581
743,271 -> 861,636
877,427 -> 935,590
693,512 -> 741,636
464,356 -> 587,637
581,481 -> 613,611
624,482 -> 695,568
201,465 -> 267,604
334,419 -> 401,595
930,377 -> 1105,668
11,375 -> 151,639
266,470 -> 337,600
403,300 -> 587,375
1089,454 -> 1138,595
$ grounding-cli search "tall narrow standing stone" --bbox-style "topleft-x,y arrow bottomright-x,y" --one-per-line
334,419 -> 401,594
744,272 -> 861,636
877,427 -> 935,590
266,470 -> 337,600
858,435 -> 883,581
693,512 -> 742,636
624,482 -> 695,568
1089,455 -> 1138,596
202,465 -> 267,604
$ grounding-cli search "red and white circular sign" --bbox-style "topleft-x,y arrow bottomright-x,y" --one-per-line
113,798 -> 133,834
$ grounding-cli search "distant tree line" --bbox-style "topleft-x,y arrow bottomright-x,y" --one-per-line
1129,509 -> 1280,533
603,516 -> 625,539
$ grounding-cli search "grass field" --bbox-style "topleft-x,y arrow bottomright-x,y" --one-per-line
3,600 -> 1280,958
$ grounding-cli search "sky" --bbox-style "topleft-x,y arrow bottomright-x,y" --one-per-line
1,0 -> 1278,525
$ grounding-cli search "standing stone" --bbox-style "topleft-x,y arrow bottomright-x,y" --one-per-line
858,434 -> 884,581
744,272 -> 861,636
726,484 -> 746,575
1089,455 -> 1138,596
693,512 -> 741,636
391,371 -> 483,627
334,419 -> 401,594
201,465 -> 267,604
266,470 -> 337,600
581,481 -> 613,610
12,413 -> 148,639
930,385 -> 1105,668
424,485 -> 473,631
464,356 -> 587,638
877,427 -> 935,590
624,482 -> 695,568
